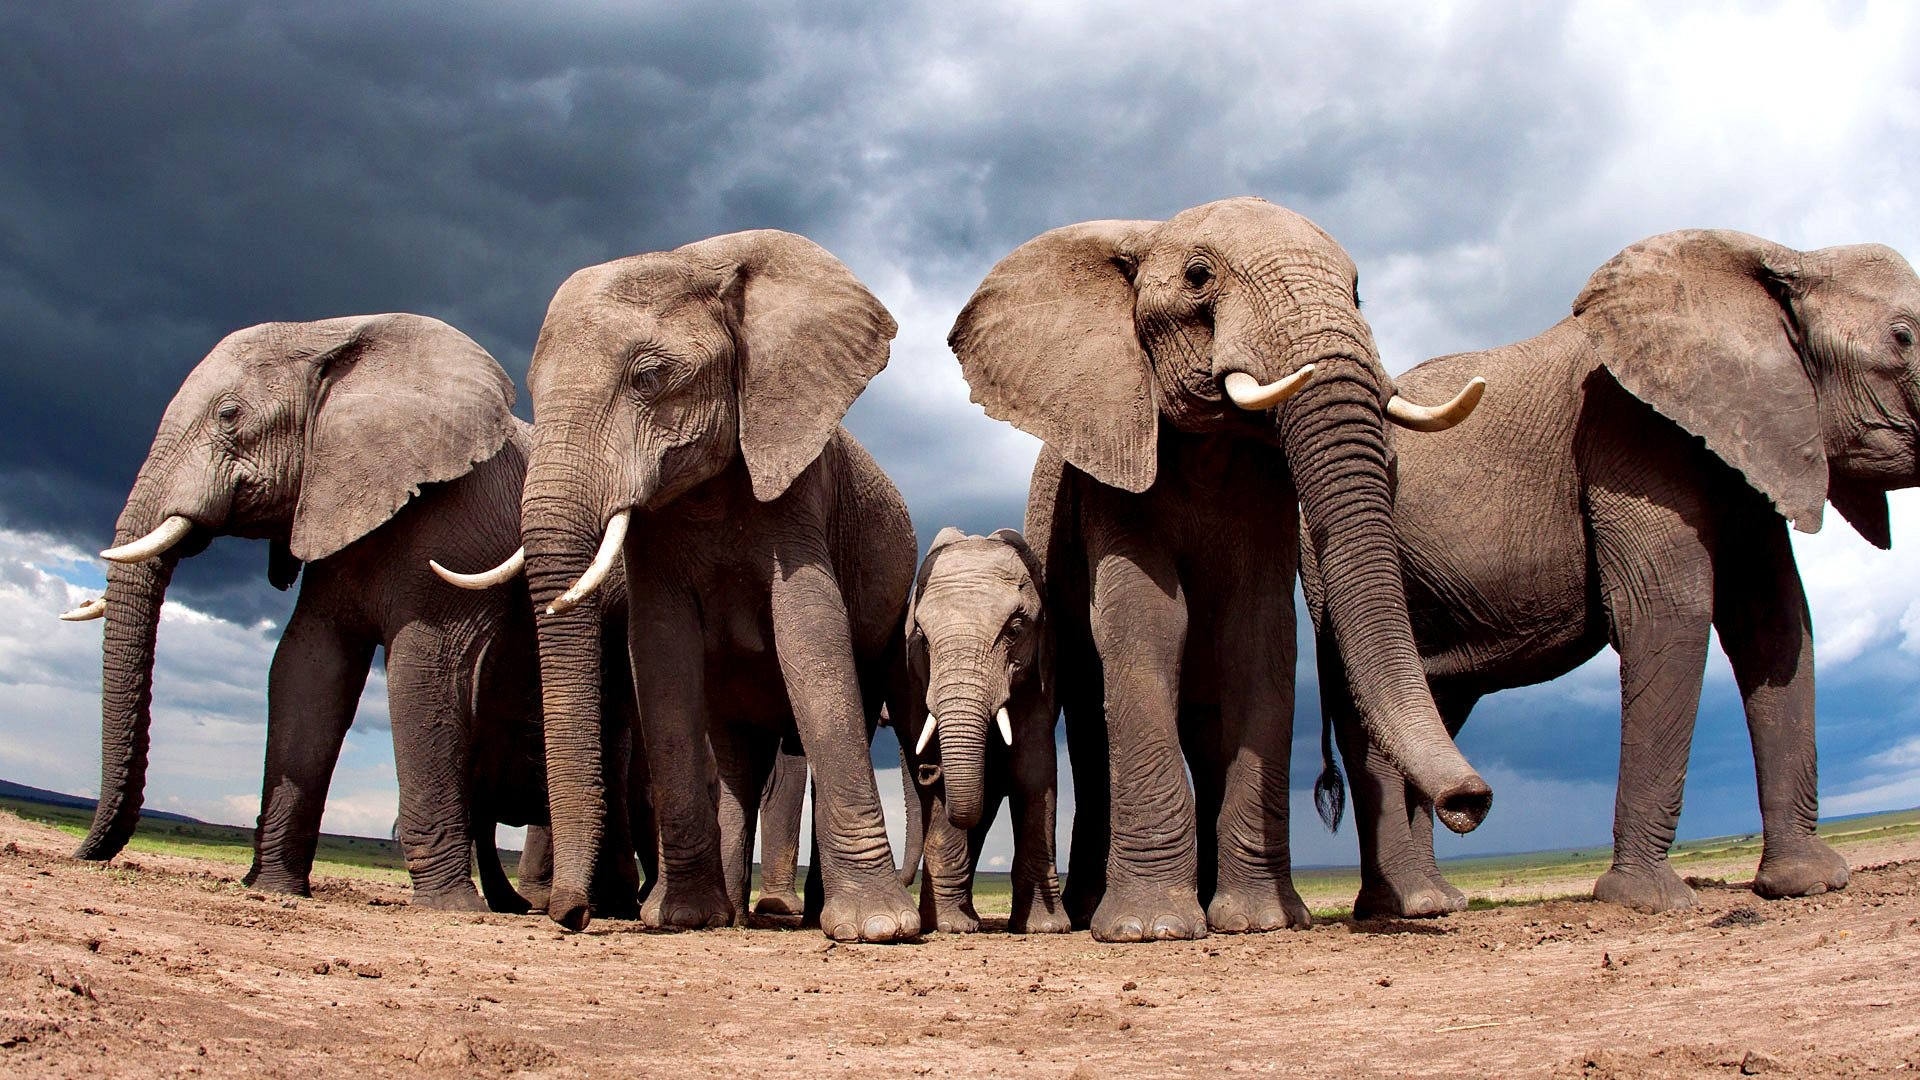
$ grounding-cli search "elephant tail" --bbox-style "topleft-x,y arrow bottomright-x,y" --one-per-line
1313,708 -> 1346,833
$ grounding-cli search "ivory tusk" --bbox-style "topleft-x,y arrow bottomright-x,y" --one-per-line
916,715 -> 939,755
1386,376 -> 1486,432
1222,365 -> 1316,411
996,706 -> 1013,747
59,597 -> 107,622
547,510 -> 630,616
430,546 -> 525,590
100,515 -> 193,564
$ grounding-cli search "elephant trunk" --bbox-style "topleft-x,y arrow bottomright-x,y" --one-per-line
76,506 -> 180,860
925,635 -> 998,830
523,483 -> 611,931
1280,358 -> 1491,834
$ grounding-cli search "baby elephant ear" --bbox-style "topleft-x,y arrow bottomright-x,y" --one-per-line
950,220 -> 1160,493
907,526 -> 972,638
988,527 -> 1044,592
681,230 -> 897,503
290,314 -> 516,562
1574,229 -> 1826,531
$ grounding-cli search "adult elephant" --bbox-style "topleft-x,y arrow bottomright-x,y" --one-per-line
1308,230 -> 1920,916
62,314 -> 600,911
951,197 -> 1494,942
449,230 -> 919,940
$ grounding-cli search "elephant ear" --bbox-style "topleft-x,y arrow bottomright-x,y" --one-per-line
289,314 -> 516,562
950,220 -> 1160,493
988,527 -> 1045,595
681,230 -> 897,502
1573,229 -> 1825,531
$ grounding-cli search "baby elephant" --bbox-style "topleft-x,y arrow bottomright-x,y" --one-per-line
902,528 -> 1068,933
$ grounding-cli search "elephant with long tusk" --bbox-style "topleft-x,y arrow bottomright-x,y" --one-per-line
70,314 -> 651,914
952,197 -> 1491,942
898,528 -> 1067,935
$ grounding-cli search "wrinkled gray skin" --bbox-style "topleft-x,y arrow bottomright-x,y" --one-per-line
953,198 -> 1492,942
73,315 -> 599,911
749,739 -> 808,916
519,229 -> 920,941
1307,231 -> 1920,916
900,528 -> 1068,934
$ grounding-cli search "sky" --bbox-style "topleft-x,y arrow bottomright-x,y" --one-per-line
3,1 -> 1920,875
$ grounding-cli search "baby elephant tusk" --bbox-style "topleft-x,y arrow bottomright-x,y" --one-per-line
100,515 -> 194,564
60,597 -> 107,622
996,706 -> 1013,747
916,715 -> 939,755
1222,365 -> 1316,411
1386,376 -> 1486,432
547,510 -> 630,616
430,546 -> 525,590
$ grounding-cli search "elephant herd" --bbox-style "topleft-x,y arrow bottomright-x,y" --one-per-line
59,197 -> 1920,944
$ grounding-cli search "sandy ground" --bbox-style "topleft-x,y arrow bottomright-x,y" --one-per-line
2,812 -> 1917,1078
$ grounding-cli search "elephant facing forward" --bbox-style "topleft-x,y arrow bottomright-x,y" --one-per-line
450,230 -> 919,940
1308,230 -> 1920,916
900,528 -> 1067,934
65,315 -> 655,911
953,197 -> 1493,942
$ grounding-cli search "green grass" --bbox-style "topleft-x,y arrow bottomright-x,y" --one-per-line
12,794 -> 1914,916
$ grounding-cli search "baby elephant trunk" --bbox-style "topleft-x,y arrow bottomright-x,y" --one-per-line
926,649 -> 999,830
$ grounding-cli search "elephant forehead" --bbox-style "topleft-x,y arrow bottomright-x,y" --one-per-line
1168,198 -> 1348,259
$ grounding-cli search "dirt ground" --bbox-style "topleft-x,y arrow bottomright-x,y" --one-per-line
2,811 -> 1917,1078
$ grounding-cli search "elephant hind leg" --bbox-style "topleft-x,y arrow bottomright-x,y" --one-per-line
752,742 -> 808,917
385,626 -> 486,912
1395,688 -> 1479,915
473,819 -> 532,915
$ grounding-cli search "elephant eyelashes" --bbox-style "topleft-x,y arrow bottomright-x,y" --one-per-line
1894,325 -> 1914,350
1183,263 -> 1213,290
215,399 -> 243,429
629,361 -> 667,397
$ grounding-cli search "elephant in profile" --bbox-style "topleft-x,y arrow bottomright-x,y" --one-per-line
1307,230 -> 1920,915
446,230 -> 919,940
69,314 -> 651,912
951,197 -> 1493,942
899,527 -> 1067,934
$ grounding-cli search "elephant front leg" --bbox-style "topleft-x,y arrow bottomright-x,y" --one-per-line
1206,589 -> 1309,933
752,743 -> 808,917
1335,704 -> 1461,920
247,608 -> 373,897
771,541 -> 917,943
1007,697 -> 1069,934
919,782 -> 982,934
630,590 -> 732,930
385,627 -> 489,911
710,720 -> 779,923
1714,512 -> 1848,900
473,819 -> 531,915
1088,547 -> 1205,943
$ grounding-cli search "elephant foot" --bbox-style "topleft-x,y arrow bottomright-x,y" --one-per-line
243,869 -> 313,898
485,888 -> 533,916
931,900 -> 981,934
640,875 -> 733,930
1008,902 -> 1073,935
413,886 -> 490,913
1752,837 -> 1850,899
820,880 -> 921,942
753,890 -> 804,917
1207,882 -> 1312,933
1353,872 -> 1467,920
515,884 -> 551,914
1090,884 -> 1208,943
1593,862 -> 1697,913
1062,885 -> 1099,931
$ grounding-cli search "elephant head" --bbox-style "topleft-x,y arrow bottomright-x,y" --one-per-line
1574,229 -> 1920,548
906,527 -> 1046,830
70,314 -> 516,860
474,230 -> 894,928
950,196 -> 1491,830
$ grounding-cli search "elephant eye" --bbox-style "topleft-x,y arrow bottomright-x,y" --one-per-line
629,361 -> 666,397
1183,262 -> 1214,290
215,399 -> 243,429
1894,324 -> 1915,350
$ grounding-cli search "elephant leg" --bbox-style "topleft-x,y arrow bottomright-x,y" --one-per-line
1589,492 -> 1715,913
919,776 -> 981,934
516,826 -> 553,914
1178,705 -> 1223,912
1087,542 -> 1204,943
1059,665 -> 1108,930
770,541 -> 917,943
1006,701 -> 1069,934
1713,507 -> 1847,900
246,607 -> 373,896
1207,585 -> 1310,934
590,711 -> 642,920
630,589 -> 731,930
473,818 -> 530,915
1395,689 -> 1479,914
753,741 -> 808,916
385,627 -> 488,911
1338,695 -> 1458,920
711,721 -> 779,924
